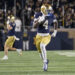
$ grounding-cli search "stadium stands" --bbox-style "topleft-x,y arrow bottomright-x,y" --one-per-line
0,0 -> 75,50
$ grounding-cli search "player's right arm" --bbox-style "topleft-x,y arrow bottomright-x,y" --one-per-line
33,13 -> 45,28
33,18 -> 39,28
51,15 -> 58,37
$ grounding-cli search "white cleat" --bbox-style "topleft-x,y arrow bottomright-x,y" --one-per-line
43,59 -> 49,71
19,51 -> 22,56
2,56 -> 8,60
16,49 -> 22,56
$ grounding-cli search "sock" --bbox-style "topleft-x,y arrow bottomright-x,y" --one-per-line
40,43 -> 47,63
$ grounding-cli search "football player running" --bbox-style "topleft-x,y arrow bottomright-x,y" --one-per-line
33,4 -> 58,71
2,16 -> 22,60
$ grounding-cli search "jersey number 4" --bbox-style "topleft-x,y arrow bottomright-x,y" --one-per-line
43,20 -> 48,29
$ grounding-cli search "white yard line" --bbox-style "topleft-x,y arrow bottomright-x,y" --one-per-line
56,52 -> 75,57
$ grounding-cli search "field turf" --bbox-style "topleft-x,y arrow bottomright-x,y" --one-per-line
0,51 -> 75,75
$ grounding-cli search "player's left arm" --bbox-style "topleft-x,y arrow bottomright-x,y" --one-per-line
54,19 -> 58,30
51,19 -> 58,37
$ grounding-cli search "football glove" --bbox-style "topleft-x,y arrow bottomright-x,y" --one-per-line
51,30 -> 57,37
14,36 -> 20,41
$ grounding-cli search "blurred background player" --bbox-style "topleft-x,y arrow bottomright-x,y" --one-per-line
23,29 -> 29,51
2,16 -> 22,60
33,4 -> 58,71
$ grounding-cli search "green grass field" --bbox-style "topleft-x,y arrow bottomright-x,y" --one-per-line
0,51 -> 75,75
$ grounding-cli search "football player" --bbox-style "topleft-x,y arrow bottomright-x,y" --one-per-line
33,4 -> 58,71
2,16 -> 22,60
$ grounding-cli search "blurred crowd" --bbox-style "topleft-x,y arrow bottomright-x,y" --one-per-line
0,0 -> 75,29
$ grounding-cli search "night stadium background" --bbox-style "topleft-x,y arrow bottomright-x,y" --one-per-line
0,0 -> 75,75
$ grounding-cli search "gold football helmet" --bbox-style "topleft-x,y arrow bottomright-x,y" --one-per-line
41,4 -> 53,15
7,16 -> 11,20
10,16 -> 15,22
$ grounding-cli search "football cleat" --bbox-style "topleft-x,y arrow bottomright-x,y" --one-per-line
19,51 -> 22,56
51,30 -> 57,37
2,55 -> 8,60
43,59 -> 49,71
16,49 -> 22,56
